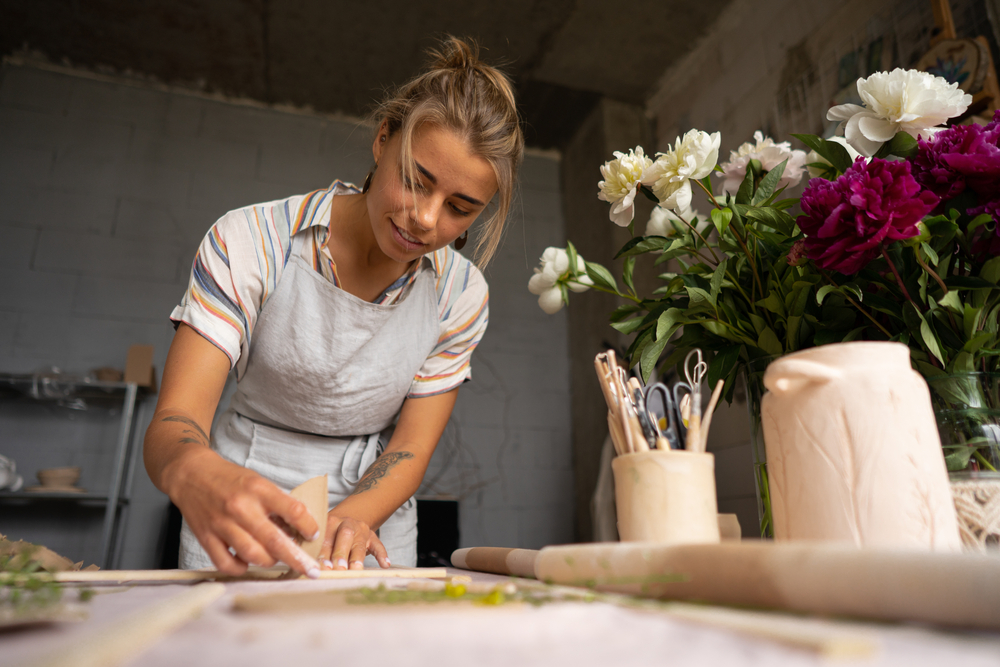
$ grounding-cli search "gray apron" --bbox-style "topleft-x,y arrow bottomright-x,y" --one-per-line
179,231 -> 440,569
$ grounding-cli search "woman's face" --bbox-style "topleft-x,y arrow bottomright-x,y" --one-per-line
367,122 -> 498,264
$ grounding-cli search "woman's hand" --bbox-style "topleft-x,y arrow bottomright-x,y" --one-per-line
320,513 -> 390,570
165,447 -> 322,577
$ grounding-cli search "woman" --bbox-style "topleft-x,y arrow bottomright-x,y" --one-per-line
143,37 -> 524,577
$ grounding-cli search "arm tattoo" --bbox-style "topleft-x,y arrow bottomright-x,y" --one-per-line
351,451 -> 415,495
161,415 -> 210,445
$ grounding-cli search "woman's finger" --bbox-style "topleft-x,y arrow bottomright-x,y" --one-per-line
329,521 -> 357,570
348,541 -> 366,570
199,532 -> 249,576
220,523 -> 277,568
256,479 -> 320,544
251,516 -> 322,577
368,532 -> 391,568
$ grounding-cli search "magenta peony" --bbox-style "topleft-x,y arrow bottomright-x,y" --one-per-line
798,158 -> 939,274
910,110 -> 1000,201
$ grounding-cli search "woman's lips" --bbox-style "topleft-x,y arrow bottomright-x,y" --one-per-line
391,222 -> 426,251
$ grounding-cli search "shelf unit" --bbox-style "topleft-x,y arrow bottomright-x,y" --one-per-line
0,373 -> 143,569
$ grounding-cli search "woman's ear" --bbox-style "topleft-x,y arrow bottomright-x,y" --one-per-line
372,121 -> 389,162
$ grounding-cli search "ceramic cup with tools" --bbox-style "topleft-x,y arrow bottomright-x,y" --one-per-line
612,449 -> 720,544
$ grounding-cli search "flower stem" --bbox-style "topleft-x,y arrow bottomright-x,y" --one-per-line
880,243 -> 922,311
974,449 -> 998,472
589,284 -> 642,303
674,212 -> 721,264
819,269 -> 894,339
913,247 -> 949,295
693,177 -> 724,211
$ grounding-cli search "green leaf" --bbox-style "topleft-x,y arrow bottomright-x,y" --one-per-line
615,236 -> 671,259
710,208 -> 733,236
744,206 -> 795,235
882,131 -> 918,158
920,242 -> 939,266
749,313 -> 767,335
945,445 -> 978,471
946,275 -> 998,290
707,345 -> 741,389
964,304 -> 983,340
566,241 -> 579,278
752,158 -> 788,205
963,331 -> 994,354
791,134 -> 853,173
757,327 -> 783,356
610,317 -> 647,335
816,284 -> 837,305
640,333 -> 670,382
757,291 -> 785,317
622,256 -> 636,295
585,261 -> 618,292
937,290 -> 964,313
736,163 -> 754,205
609,303 -> 642,322
710,259 -> 727,304
656,308 -> 685,341
967,213 -> 993,235
686,286 -> 716,309
981,257 -> 1000,286
638,184 -> 660,204
918,312 -> 946,365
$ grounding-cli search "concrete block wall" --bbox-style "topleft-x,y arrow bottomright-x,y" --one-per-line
0,61 -> 571,566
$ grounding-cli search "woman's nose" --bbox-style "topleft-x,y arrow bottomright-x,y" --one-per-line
411,197 -> 442,231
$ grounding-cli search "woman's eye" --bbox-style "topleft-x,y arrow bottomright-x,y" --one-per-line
450,203 -> 471,216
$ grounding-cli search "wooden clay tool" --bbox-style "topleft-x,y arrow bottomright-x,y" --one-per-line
289,474 -> 328,558
42,566 -> 448,585
534,541 -> 1000,629
450,547 -> 539,578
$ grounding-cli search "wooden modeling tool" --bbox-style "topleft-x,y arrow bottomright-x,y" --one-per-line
697,380 -> 725,454
450,547 -> 539,578
27,583 -> 225,667
289,474 -> 328,559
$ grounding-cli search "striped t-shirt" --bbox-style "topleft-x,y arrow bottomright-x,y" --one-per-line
170,180 -> 489,398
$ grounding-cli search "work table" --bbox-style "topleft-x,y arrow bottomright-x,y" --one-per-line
3,568 -> 1000,667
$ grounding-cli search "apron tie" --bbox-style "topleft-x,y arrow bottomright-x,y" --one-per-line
340,432 -> 382,486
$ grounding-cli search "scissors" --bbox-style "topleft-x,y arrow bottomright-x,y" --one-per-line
643,381 -> 683,450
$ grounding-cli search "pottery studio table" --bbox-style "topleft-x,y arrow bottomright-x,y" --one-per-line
3,568 -> 1000,667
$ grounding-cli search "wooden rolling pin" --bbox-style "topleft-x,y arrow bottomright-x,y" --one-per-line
534,541 -> 1000,629
451,547 -> 539,578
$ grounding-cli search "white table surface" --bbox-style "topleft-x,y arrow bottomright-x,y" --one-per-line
3,568 -> 999,667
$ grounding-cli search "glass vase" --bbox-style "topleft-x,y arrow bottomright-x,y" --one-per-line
743,355 -> 778,539
924,372 -> 1000,550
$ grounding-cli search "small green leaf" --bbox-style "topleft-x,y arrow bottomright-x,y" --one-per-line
585,261 -> 618,292
757,327 -> 783,356
752,158 -> 788,205
710,208 -> 733,236
736,163 -> 754,205
610,317 -> 646,334
919,315 -> 946,365
707,345 -> 741,388
920,242 -> 939,266
883,131 -> 918,158
623,256 -> 636,295
938,290 -> 963,313
981,257 -> 1000,286
710,258 -> 727,304
566,241 -> 579,278
816,284 -> 836,305
791,134 -> 853,173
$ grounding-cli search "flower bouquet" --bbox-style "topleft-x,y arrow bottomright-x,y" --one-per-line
528,68 -> 1000,535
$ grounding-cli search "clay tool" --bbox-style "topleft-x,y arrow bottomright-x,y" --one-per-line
697,379 -> 725,454
42,566 -> 448,585
644,382 -> 681,450
682,349 -> 707,451
288,474 -> 328,559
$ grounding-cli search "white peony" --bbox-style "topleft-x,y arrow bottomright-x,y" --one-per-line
642,129 -> 721,214
598,147 -> 653,227
528,247 -> 594,314
717,131 -> 808,195
827,68 -> 972,157
806,136 -> 864,178
645,205 -> 707,237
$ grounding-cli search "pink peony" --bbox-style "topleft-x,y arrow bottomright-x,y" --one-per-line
910,110 -> 1000,201
798,158 -> 938,274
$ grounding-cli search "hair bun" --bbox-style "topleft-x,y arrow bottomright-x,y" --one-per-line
429,36 -> 480,71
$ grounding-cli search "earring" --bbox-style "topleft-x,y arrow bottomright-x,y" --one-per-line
362,162 -> 378,194
454,231 -> 469,250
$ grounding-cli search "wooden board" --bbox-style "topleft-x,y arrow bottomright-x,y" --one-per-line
534,541 -> 1000,629
44,566 -> 448,585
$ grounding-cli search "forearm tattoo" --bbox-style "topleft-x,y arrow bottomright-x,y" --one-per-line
161,415 -> 211,446
351,451 -> 414,495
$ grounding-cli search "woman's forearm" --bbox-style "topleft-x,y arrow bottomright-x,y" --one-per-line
329,446 -> 428,529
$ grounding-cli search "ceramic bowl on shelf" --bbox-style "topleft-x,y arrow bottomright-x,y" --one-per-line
36,466 -> 81,489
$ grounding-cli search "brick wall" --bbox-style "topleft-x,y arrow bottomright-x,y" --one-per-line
0,61 -> 571,566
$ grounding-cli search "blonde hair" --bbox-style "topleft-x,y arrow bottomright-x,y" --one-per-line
372,36 -> 524,267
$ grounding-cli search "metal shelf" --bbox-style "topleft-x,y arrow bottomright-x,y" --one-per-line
0,372 -> 143,568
